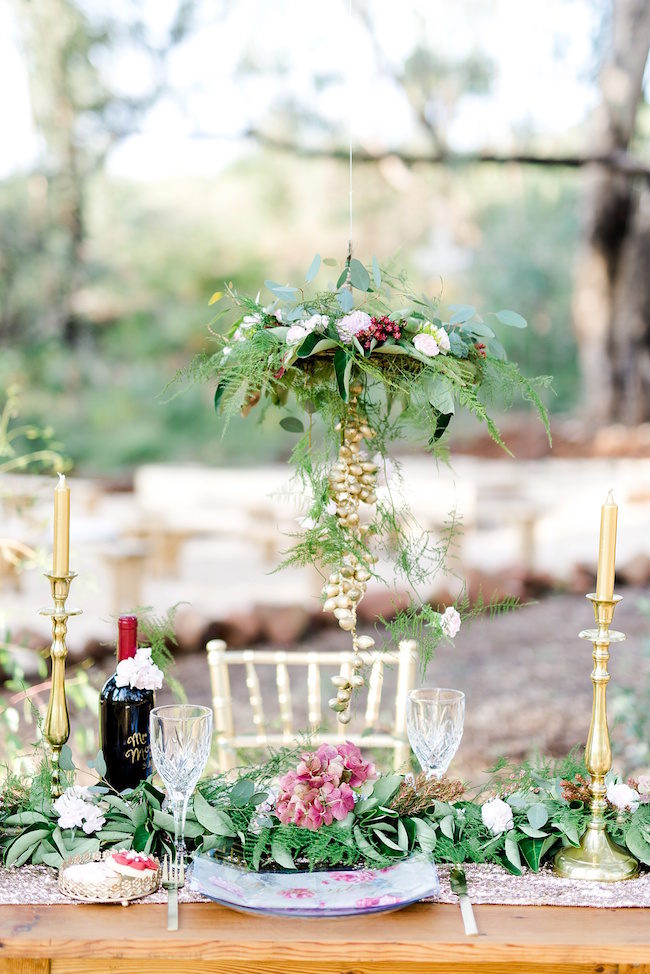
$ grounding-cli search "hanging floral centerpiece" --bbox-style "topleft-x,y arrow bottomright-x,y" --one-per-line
191,254 -> 550,720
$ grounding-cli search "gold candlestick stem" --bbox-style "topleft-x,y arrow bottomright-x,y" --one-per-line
39,572 -> 81,798
554,593 -> 638,881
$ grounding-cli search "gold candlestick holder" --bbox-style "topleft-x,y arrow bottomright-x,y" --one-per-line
39,572 -> 81,798
554,593 -> 638,881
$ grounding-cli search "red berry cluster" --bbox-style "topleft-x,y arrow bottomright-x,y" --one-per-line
357,316 -> 403,351
474,342 -> 487,358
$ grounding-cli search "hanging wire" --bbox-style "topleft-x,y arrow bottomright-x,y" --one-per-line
347,0 -> 354,273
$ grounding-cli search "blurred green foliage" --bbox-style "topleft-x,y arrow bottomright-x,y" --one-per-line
0,157 -> 579,474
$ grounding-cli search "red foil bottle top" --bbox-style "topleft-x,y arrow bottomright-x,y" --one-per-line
117,615 -> 138,661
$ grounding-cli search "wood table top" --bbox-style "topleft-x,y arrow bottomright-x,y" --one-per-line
1,901 -> 649,974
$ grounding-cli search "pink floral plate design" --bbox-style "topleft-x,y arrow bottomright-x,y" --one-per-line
189,853 -> 439,917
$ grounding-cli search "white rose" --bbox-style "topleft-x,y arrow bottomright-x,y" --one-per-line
606,781 -> 640,812
53,793 -> 87,830
440,606 -> 461,638
432,326 -> 451,353
286,324 -> 308,344
413,333 -> 440,357
304,313 -> 328,332
115,647 -> 163,692
481,797 -> 514,835
337,311 -> 371,343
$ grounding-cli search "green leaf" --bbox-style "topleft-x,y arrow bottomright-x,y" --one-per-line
66,837 -> 100,858
88,750 -> 107,778
518,823 -> 549,839
461,320 -> 495,339
373,828 -> 403,851
279,416 -> 304,433
369,774 -> 403,808
449,331 -> 469,358
265,280 -> 299,300
527,804 -> 549,830
58,744 -> 75,772
440,815 -> 455,840
323,257 -> 338,267
296,332 -> 332,357
333,348 -> 352,402
431,411 -> 452,443
625,825 -> 650,865
5,828 -> 51,868
229,778 -> 256,807
252,830 -> 270,871
396,819 -> 409,851
449,305 -> 476,325
425,375 -> 455,415
353,826 -> 386,863
41,850 -> 64,868
271,839 -> 296,870
504,833 -> 522,871
4,811 -> 50,826
494,309 -> 527,329
214,382 -> 226,412
553,820 -> 580,846
132,824 -> 150,852
412,817 -> 437,854
336,287 -> 354,313
192,791 -> 236,837
305,253 -> 321,283
372,255 -> 381,288
519,835 -> 557,872
349,259 -> 370,291
487,338 -> 507,361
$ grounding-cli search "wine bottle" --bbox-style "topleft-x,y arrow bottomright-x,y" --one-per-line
99,615 -> 154,791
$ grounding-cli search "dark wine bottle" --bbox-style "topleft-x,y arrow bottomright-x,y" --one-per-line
99,615 -> 154,791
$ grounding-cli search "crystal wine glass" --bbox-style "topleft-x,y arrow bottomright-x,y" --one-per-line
150,704 -> 213,863
406,688 -> 465,778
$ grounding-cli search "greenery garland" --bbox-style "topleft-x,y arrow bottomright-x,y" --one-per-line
2,746 -> 649,876
188,255 -> 553,671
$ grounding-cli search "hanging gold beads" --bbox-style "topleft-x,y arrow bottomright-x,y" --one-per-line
323,381 -> 378,723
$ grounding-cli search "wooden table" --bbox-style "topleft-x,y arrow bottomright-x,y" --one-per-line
1,902 -> 649,974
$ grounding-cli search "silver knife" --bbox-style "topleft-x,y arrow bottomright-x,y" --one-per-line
449,866 -> 479,936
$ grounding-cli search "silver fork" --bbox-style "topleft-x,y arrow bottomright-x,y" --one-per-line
162,854 -> 184,931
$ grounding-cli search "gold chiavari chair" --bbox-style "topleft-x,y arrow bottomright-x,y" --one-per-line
205,639 -> 418,772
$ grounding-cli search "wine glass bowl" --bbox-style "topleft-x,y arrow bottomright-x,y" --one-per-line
150,705 -> 213,861
406,688 -> 465,779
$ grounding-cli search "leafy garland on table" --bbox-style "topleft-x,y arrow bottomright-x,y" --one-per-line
188,255 -> 552,717
2,743 -> 650,875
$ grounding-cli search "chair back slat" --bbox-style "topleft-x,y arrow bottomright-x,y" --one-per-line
244,655 -> 266,742
307,655 -> 321,732
364,657 -> 384,728
206,639 -> 236,770
274,653 -> 293,739
205,639 -> 417,771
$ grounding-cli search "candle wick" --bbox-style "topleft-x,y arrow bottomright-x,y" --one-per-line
57,472 -> 66,489
606,489 -> 615,504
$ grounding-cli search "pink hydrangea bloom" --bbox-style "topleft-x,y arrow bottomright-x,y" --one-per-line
274,741 -> 378,830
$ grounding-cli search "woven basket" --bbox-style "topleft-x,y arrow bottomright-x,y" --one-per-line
58,850 -> 161,905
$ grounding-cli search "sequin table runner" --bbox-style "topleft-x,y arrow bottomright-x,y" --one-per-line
1,863 -> 649,908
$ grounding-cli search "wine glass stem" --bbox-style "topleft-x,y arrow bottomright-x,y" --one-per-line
172,793 -> 190,862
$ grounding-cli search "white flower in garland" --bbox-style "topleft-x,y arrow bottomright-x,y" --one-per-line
481,797 -> 514,835
440,606 -> 462,638
53,789 -> 106,834
413,333 -> 440,357
606,781 -> 640,812
337,311 -> 371,343
637,774 -> 650,796
115,647 -> 164,691
286,314 -> 329,346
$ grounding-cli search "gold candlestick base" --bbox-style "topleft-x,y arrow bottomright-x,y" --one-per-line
39,572 -> 82,798
554,594 -> 638,882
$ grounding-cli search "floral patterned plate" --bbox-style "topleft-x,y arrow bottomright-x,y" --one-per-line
189,853 -> 439,917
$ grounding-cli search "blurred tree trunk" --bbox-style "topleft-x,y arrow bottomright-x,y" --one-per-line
573,0 -> 650,424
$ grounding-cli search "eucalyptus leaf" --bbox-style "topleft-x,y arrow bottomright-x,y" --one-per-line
625,825 -> 650,865
368,774 -> 402,808
440,815 -> 455,840
372,255 -> 381,287
412,817 -> 437,854
336,287 -> 354,313
349,258 -> 370,291
305,253 -> 321,283
5,828 -> 51,868
494,309 -> 527,329
4,811 -> 50,826
426,375 -> 455,415
271,839 -> 296,870
229,778 -> 256,807
373,828 -> 404,851
518,823 -> 549,839
279,416 -> 304,433
334,348 -> 352,402
214,382 -> 226,412
58,744 -> 75,772
527,804 -> 549,830
353,826 -> 386,863
323,257 -> 338,267
449,331 -> 469,358
449,305 -> 476,326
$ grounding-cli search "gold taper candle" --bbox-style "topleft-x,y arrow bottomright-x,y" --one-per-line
53,473 -> 70,576
595,491 -> 617,601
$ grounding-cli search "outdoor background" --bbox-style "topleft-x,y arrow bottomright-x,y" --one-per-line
1,0 -> 649,784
